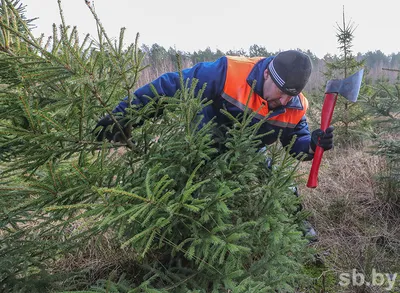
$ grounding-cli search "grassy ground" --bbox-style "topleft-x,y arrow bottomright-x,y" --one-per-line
298,146 -> 400,293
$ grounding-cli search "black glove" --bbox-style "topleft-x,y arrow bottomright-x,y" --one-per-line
93,114 -> 131,142
310,126 -> 334,152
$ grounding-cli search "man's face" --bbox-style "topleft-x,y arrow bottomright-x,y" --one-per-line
262,69 -> 294,109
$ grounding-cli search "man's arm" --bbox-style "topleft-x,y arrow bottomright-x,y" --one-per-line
280,115 -> 314,161
112,57 -> 228,113
280,116 -> 334,161
94,57 -> 228,141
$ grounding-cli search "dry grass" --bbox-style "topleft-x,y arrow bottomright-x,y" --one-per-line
298,146 -> 400,292
51,232 -> 140,287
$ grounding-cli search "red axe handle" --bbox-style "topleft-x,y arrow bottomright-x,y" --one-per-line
307,93 -> 338,188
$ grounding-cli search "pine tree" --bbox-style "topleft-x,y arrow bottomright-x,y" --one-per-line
248,45 -> 273,58
364,81 -> 400,203
322,7 -> 368,146
0,1 -> 312,292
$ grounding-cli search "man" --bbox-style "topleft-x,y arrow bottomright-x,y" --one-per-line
95,50 -> 333,159
95,50 -> 333,242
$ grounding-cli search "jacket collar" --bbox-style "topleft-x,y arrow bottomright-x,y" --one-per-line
246,57 -> 304,111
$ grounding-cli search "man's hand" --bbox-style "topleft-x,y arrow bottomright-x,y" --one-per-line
310,126 -> 334,153
93,114 -> 131,142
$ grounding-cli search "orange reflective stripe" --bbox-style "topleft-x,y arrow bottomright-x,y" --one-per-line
223,56 -> 268,116
222,56 -> 308,128
221,92 -> 267,120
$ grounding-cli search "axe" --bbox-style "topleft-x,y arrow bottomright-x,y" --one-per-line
307,69 -> 364,188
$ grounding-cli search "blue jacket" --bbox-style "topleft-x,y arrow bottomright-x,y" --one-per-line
113,56 -> 313,160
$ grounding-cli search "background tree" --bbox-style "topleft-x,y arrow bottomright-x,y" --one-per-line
248,44 -> 272,58
225,48 -> 248,57
364,81 -> 400,203
319,7 -> 368,146
190,46 -> 224,63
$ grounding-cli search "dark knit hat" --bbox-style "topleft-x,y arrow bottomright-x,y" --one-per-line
268,50 -> 312,96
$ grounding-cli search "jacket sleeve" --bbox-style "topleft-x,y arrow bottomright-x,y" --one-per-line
280,115 -> 314,161
112,57 -> 228,113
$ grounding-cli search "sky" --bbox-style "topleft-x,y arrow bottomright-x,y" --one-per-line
21,0 -> 400,59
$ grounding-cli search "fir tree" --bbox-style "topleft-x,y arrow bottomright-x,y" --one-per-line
0,1 -> 312,292
364,81 -> 400,203
322,7 -> 368,146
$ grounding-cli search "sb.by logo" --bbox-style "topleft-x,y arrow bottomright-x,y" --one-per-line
339,269 -> 397,291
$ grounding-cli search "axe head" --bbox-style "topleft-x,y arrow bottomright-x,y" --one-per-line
325,69 -> 364,102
